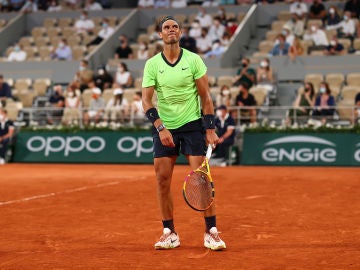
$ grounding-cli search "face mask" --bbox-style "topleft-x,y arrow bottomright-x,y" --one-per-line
191,23 -> 200,29
311,26 -> 316,32
79,66 -> 85,71
118,67 -> 124,73
330,40 -> 336,46
98,69 -> 105,75
260,61 -> 268,68
58,42 -> 65,48
102,23 -> 108,28
68,92 -> 74,97
228,22 -> 234,27
14,46 -> 20,52
216,110 -> 222,117
139,44 -> 146,50
319,87 -> 326,94
223,90 -> 230,96
329,8 -> 335,14
281,30 -> 287,36
80,15 -> 85,20
343,15 -> 348,20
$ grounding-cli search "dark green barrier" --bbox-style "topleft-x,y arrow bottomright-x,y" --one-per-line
14,131 -> 187,164
242,133 -> 360,166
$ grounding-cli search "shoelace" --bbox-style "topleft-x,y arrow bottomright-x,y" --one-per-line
209,230 -> 222,241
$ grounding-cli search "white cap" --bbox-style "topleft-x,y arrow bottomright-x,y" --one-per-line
92,87 -> 101,95
113,88 -> 123,95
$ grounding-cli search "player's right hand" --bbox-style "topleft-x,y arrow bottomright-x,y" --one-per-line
159,129 -> 175,148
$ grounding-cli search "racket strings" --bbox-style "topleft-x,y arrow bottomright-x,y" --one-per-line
184,171 -> 213,210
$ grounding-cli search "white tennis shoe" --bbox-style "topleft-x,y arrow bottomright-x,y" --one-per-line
154,228 -> 180,250
204,227 -> 226,251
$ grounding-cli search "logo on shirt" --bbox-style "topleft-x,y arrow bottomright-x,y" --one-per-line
182,67 -> 189,70
159,70 -> 164,74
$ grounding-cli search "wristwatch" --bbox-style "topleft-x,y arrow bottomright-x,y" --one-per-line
156,124 -> 166,132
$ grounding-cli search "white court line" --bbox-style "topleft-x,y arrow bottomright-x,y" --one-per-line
0,181 -> 120,207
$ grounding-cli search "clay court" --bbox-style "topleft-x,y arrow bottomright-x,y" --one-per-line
0,164 -> 359,269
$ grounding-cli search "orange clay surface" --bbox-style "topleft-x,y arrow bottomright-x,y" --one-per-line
0,164 -> 360,269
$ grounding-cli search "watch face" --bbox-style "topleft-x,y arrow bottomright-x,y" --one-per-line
157,124 -> 165,132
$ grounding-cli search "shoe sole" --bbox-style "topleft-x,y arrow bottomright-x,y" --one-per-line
154,244 -> 180,250
204,243 -> 226,251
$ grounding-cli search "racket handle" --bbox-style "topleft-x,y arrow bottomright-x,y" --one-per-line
206,144 -> 213,160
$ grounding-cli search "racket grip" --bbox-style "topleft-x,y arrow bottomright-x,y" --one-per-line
206,144 -> 213,160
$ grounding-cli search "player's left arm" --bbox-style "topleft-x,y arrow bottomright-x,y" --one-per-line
195,75 -> 219,146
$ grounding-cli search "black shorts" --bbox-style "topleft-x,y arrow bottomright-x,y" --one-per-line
152,119 -> 206,158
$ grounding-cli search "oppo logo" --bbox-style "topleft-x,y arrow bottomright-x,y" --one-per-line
262,136 -> 337,163
26,136 -> 153,157
355,143 -> 360,162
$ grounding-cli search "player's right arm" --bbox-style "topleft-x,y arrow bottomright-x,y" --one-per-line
142,86 -> 175,148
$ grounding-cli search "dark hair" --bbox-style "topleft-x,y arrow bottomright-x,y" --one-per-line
320,81 -> 331,95
135,91 -> 142,97
158,16 -> 180,30
239,81 -> 249,90
304,81 -> 315,99
119,62 -> 128,71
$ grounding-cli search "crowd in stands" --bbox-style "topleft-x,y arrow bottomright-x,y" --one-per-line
264,0 -> 360,58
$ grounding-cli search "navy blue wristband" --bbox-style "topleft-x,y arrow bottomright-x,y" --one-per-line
204,114 -> 215,129
145,107 -> 160,124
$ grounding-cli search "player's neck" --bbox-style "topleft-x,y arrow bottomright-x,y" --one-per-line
162,44 -> 181,64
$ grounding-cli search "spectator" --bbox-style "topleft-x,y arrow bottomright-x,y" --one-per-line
87,18 -> 115,47
326,6 -> 342,27
114,62 -> 133,89
94,66 -> 113,90
289,37 -> 305,61
151,43 -> 163,57
180,27 -> 197,53
221,0 -> 236,4
84,0 -> 103,10
51,38 -> 72,60
149,24 -> 162,44
171,0 -> 187,8
226,18 -> 238,37
283,13 -> 305,37
62,82 -> 81,126
130,91 -> 145,125
324,36 -> 345,56
217,7 -> 228,26
104,85 -> 129,126
327,11 -> 356,46
196,27 -> 212,54
313,81 -> 336,124
234,82 -> 257,124
189,20 -> 202,39
208,16 -> 226,42
114,35 -> 133,59
154,0 -> 170,8
221,32 -> 231,48
344,0 -> 360,18
281,26 -> 295,46
213,105 -> 235,164
7,44 -> 27,62
309,0 -> 326,22
303,24 -> 329,54
83,85 -> 105,126
354,91 -> 360,123
269,34 -> 290,56
47,85 -> 65,125
74,59 -> 94,92
74,10 -> 95,35
138,0 -> 154,8
289,0 -> 308,20
47,0 -> 62,11
20,0 -> 37,12
215,84 -> 232,108
64,0 -> 80,9
203,39 -> 226,58
0,109 -> 15,165
256,58 -> 275,94
196,7 -> 213,28
137,41 -> 150,59
287,82 -> 315,125
233,57 -> 256,88
0,75 -> 12,106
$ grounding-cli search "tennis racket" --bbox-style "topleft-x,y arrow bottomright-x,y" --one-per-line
183,144 -> 215,212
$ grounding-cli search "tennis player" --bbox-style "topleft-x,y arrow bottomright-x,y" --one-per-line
142,16 -> 226,251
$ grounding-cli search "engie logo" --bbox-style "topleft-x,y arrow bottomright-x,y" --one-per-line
261,135 -> 337,163
354,143 -> 360,162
